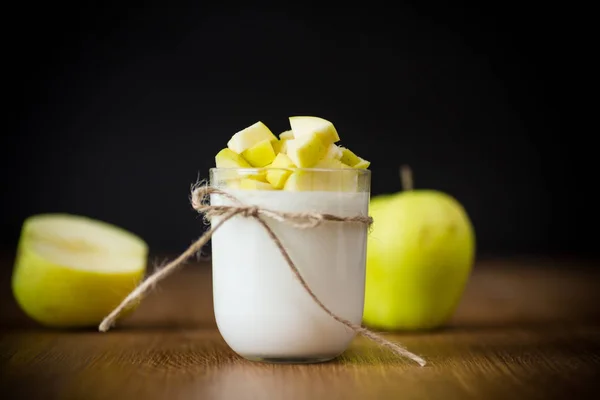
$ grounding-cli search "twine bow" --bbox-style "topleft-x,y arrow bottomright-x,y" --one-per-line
98,184 -> 427,367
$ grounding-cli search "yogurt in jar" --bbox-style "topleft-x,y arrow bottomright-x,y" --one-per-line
210,188 -> 369,362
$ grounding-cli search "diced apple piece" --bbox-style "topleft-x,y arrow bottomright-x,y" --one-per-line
289,116 -> 340,144
279,130 -> 294,140
283,171 -> 357,192
279,140 -> 289,154
286,132 -> 328,168
241,139 -> 276,167
325,143 -> 343,160
215,148 -> 252,168
314,158 -> 351,169
227,121 -> 277,153
339,147 -> 361,167
282,172 -> 311,192
284,159 -> 357,192
272,140 -> 282,154
237,169 -> 268,182
266,153 -> 296,189
239,179 -> 276,191
215,148 -> 266,184
353,157 -> 370,169
276,131 -> 293,154
272,139 -> 290,155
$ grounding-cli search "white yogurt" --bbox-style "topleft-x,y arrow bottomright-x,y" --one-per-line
210,188 -> 370,362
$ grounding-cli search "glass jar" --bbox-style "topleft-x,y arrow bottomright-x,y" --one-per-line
209,167 -> 371,363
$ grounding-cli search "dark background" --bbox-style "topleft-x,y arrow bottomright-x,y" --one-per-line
1,2 -> 588,260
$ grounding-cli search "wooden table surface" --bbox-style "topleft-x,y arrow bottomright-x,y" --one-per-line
1,255 -> 599,400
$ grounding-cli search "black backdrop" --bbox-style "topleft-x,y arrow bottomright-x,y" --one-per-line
2,2 -> 588,259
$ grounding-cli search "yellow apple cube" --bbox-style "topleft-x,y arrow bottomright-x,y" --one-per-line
289,116 -> 340,144
284,158 -> 356,192
354,157 -> 370,169
314,158 -> 350,169
237,169 -> 268,182
279,130 -> 294,140
215,148 -> 252,168
286,132 -> 328,168
339,147 -> 361,167
266,153 -> 296,189
271,140 -> 282,154
275,131 -> 294,155
241,139 -> 276,167
283,171 -> 357,192
272,138 -> 290,155
239,179 -> 276,190
227,121 -> 278,153
325,143 -> 343,160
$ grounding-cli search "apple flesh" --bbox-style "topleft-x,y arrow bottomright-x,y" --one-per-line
363,188 -> 475,330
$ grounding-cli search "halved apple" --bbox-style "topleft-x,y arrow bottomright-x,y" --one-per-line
12,214 -> 148,328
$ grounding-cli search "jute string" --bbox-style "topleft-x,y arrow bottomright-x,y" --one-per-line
98,184 -> 427,367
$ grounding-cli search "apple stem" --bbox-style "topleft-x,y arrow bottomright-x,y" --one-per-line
400,165 -> 413,191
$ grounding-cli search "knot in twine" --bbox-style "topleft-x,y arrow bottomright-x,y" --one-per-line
99,184 -> 427,367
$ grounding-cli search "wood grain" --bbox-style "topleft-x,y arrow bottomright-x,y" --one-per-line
1,256 -> 599,400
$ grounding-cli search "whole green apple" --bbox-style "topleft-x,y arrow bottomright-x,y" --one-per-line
363,166 -> 475,330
